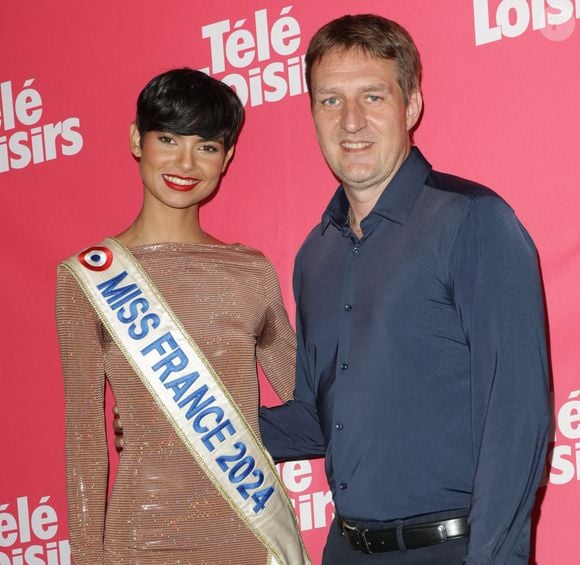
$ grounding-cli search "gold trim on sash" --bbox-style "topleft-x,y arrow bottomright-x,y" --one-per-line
62,238 -> 310,565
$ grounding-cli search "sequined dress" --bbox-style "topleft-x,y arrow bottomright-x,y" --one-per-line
56,242 -> 297,565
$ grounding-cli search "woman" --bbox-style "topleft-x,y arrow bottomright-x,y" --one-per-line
56,68 -> 307,564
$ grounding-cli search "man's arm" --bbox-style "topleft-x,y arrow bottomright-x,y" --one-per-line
259,253 -> 327,462
259,402 -> 326,462
452,197 -> 550,564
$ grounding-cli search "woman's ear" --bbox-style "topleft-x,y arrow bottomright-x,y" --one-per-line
221,145 -> 235,173
129,123 -> 142,157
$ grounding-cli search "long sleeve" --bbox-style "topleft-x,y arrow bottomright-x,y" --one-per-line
56,266 -> 108,564
450,198 -> 550,564
259,253 -> 327,462
256,259 -> 296,403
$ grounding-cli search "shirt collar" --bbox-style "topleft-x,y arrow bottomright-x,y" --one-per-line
321,147 -> 432,233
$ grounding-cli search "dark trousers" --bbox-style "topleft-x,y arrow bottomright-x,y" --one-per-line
322,511 -> 469,565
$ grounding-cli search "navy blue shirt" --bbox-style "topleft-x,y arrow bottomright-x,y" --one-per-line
260,148 -> 550,563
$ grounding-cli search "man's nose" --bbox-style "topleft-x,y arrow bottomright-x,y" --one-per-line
340,99 -> 367,133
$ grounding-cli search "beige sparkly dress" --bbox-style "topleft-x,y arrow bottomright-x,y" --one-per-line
56,242 -> 297,565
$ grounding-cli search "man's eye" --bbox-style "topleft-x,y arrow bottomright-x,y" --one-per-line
158,135 -> 174,144
367,95 -> 382,103
322,97 -> 340,107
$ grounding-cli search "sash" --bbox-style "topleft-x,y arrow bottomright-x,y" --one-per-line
62,238 -> 310,565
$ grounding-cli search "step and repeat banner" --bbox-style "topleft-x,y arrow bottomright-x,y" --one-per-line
1,1 -> 579,563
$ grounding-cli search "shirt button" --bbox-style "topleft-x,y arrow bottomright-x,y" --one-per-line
352,246 -> 359,256
339,482 -> 348,490
335,423 -> 344,430
344,304 -> 352,311
340,363 -> 348,370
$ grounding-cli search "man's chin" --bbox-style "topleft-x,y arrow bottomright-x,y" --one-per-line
339,170 -> 379,191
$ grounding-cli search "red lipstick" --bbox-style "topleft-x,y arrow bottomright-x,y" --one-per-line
162,174 -> 200,192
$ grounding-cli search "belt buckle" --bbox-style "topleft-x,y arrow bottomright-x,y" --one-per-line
342,521 -> 373,555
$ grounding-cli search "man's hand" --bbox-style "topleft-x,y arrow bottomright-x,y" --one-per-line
112,406 -> 124,451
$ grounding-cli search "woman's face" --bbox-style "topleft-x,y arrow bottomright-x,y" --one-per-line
130,124 -> 234,210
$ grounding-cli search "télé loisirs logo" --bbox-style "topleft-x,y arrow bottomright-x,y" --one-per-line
474,0 -> 578,45
0,495 -> 71,564
0,78 -> 83,174
200,5 -> 308,107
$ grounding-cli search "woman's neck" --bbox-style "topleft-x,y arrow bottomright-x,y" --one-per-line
116,205 -> 221,247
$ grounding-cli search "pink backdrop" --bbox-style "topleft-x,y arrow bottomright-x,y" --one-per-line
2,1 -> 579,563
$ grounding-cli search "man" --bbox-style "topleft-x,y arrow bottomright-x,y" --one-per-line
260,14 -> 550,564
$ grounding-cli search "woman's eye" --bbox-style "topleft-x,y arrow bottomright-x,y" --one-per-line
200,144 -> 219,153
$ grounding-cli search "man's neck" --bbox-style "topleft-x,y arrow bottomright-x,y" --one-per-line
343,146 -> 412,235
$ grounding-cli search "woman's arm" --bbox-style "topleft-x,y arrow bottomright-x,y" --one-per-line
256,259 -> 296,403
56,266 -> 108,564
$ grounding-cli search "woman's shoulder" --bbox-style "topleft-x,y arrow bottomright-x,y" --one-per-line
127,241 -> 276,279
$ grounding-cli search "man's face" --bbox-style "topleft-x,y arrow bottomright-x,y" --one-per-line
310,49 -> 422,198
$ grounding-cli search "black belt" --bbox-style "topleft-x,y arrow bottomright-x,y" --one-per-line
337,515 -> 469,555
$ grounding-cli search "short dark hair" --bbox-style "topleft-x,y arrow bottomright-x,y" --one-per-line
305,14 -> 422,105
136,68 -> 244,151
